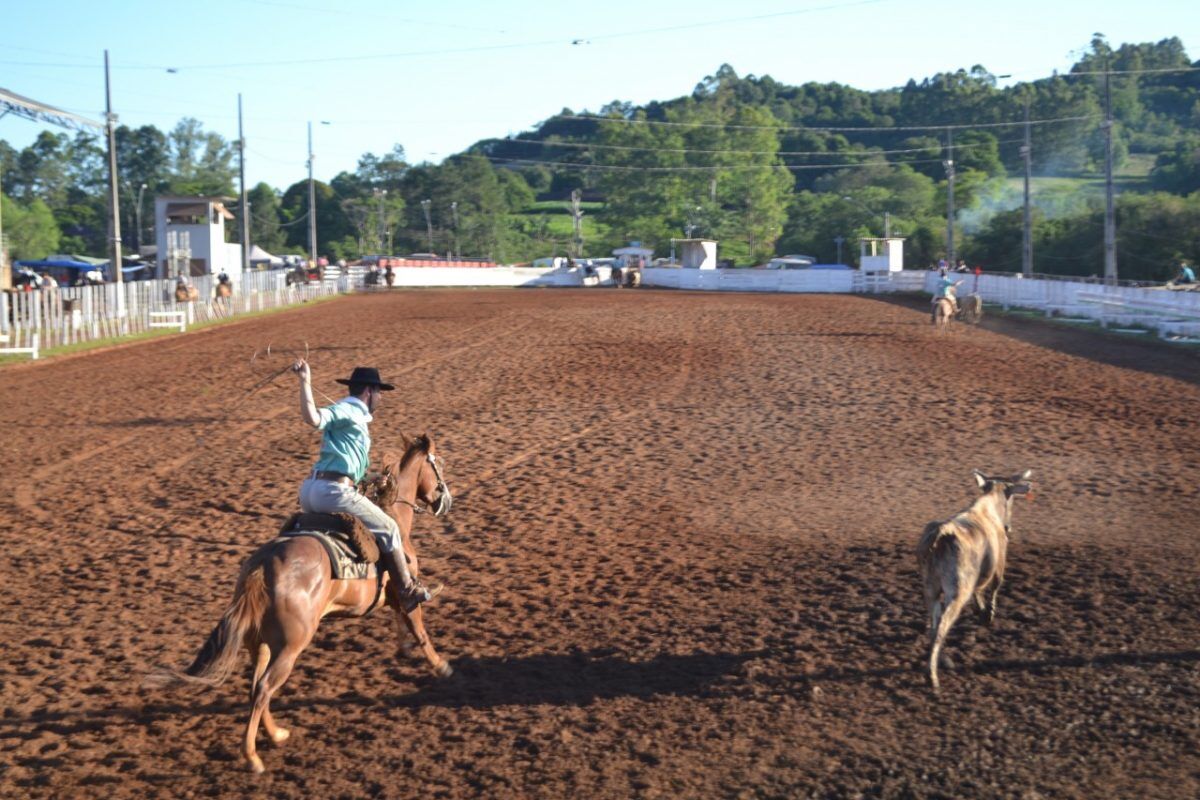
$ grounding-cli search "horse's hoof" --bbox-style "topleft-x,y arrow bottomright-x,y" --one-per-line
434,661 -> 454,678
248,755 -> 265,774
938,654 -> 954,670
271,728 -> 290,744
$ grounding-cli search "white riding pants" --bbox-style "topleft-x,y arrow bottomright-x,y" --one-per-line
298,478 -> 412,581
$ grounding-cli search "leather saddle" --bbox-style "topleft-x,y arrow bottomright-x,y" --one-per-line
277,512 -> 381,581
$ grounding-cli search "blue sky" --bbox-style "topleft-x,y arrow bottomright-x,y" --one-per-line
2,0 -> 1196,189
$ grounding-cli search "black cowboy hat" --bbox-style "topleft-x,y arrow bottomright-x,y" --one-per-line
335,366 -> 395,391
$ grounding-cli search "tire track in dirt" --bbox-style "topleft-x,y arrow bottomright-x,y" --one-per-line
460,311 -> 697,494
13,311 -> 533,525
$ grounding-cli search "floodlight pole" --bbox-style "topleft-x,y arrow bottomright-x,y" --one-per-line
0,160 -> 6,276
104,50 -> 125,308
308,121 -> 317,265
1103,66 -> 1117,285
239,93 -> 250,272
944,128 -> 956,268
1021,99 -> 1033,277
420,199 -> 433,252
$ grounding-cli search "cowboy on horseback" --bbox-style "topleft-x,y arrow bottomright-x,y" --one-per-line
932,268 -> 962,317
292,360 -> 438,611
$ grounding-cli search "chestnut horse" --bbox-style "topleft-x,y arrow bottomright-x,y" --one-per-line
148,433 -> 453,773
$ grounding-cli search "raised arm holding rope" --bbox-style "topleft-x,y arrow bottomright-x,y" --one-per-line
293,359 -> 439,611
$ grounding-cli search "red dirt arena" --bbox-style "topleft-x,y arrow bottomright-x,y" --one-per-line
1,289 -> 1198,799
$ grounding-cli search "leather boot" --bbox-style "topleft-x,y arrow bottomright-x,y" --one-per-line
382,549 -> 437,613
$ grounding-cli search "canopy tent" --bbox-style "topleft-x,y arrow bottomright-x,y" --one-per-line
15,258 -> 109,282
248,245 -> 284,267
15,258 -> 100,271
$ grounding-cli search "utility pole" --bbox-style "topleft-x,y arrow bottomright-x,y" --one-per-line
834,235 -> 845,265
884,211 -> 891,239
944,128 -> 956,267
420,199 -> 433,252
1103,65 -> 1117,285
0,161 -> 5,280
307,121 -> 317,266
134,183 -> 147,253
104,50 -> 124,302
238,94 -> 250,272
450,201 -> 459,259
375,188 -> 387,253
709,176 -> 717,203
1021,99 -> 1033,277
569,189 -> 584,258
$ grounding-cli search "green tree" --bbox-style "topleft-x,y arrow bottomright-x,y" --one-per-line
168,118 -> 235,195
280,180 -> 355,259
247,182 -> 285,252
1,194 -> 61,260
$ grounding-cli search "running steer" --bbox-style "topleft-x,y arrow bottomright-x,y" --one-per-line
917,469 -> 1034,690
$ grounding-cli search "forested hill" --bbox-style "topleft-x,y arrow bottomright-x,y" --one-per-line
2,35 -> 1198,279
470,35 -> 1199,275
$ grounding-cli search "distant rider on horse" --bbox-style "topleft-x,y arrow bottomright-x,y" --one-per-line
292,360 -> 438,611
933,267 -> 962,315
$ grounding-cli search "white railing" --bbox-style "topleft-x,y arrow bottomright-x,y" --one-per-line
1,269 -> 342,357
908,271 -> 1200,338
8,263 -> 1198,360
641,267 -> 854,293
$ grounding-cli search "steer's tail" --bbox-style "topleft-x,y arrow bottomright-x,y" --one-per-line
917,521 -> 959,568
145,563 -> 269,689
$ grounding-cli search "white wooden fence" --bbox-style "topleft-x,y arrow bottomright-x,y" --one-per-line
7,264 -> 1198,362
912,271 -> 1200,339
1,269 -> 341,359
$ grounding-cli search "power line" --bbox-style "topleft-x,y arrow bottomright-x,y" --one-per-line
486,155 -> 950,173
1065,66 -> 1200,76
490,136 -> 1025,158
557,113 -> 1101,134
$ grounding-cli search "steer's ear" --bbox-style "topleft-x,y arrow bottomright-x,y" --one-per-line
972,470 -> 988,490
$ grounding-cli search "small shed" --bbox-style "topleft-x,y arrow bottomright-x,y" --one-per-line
673,238 -> 718,269
859,237 -> 905,272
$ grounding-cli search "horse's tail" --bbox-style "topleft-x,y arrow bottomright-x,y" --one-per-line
145,563 -> 269,690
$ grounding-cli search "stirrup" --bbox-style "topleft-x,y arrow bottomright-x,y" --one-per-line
400,580 -> 443,613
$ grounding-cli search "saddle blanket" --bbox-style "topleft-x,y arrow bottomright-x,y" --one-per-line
275,512 -> 380,581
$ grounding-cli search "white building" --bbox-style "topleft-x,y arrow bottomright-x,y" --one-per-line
858,237 -> 905,272
673,238 -> 718,269
155,196 -> 243,278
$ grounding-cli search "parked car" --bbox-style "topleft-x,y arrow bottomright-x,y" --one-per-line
763,255 -> 817,270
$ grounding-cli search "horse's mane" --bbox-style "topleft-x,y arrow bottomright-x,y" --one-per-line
366,432 -> 431,507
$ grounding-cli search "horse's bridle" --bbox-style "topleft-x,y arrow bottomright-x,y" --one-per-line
426,453 -> 452,517
388,452 -> 452,517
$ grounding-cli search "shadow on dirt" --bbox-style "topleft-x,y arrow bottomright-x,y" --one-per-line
0,649 -> 757,737
7,646 -> 1199,740
789,648 -> 1200,687
865,294 -> 1200,388
390,649 -> 757,709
